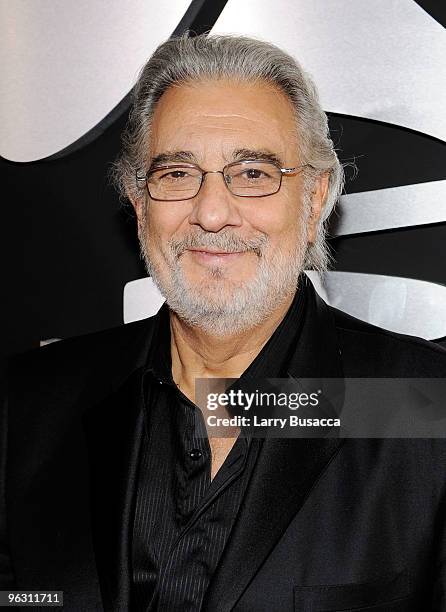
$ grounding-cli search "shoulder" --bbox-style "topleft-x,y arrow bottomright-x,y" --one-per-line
330,305 -> 446,376
6,315 -> 158,401
10,316 -> 154,373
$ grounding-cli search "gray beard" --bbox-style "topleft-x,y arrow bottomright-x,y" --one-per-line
138,208 -> 310,336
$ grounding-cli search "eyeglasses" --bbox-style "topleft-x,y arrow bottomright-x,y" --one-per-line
135,159 -> 310,201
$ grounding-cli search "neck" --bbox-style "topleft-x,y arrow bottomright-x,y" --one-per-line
170,290 -> 296,401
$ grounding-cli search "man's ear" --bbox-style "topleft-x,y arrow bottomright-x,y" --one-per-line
127,191 -> 145,232
307,172 -> 330,243
127,191 -> 142,217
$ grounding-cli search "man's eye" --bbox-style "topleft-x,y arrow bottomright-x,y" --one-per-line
160,170 -> 189,180
243,168 -> 267,180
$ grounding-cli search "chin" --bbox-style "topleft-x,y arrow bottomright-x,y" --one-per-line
187,276 -> 248,299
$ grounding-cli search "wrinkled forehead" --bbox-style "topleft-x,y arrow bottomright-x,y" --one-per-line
148,79 -> 300,164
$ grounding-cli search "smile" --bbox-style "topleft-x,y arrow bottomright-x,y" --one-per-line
186,249 -> 247,264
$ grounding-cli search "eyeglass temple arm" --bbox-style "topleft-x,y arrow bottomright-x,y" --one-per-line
280,164 -> 312,175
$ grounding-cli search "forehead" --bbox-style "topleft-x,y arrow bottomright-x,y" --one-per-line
149,79 -> 299,161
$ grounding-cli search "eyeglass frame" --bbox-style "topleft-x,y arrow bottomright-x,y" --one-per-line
135,159 -> 312,201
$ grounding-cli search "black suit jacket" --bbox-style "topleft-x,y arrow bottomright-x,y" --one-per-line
2,284 -> 446,611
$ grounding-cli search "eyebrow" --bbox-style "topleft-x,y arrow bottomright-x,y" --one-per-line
232,148 -> 284,167
149,150 -> 196,168
149,148 -> 285,169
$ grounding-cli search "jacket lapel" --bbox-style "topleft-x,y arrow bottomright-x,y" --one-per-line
202,437 -> 344,612
6,317 -> 157,611
83,368 -> 145,612
203,280 -> 346,611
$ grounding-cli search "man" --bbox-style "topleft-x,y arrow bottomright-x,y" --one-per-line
2,34 -> 446,611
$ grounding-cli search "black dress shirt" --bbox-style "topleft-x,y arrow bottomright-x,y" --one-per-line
131,277 -> 308,611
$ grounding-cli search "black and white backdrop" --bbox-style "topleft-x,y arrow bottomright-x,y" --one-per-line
1,0 -> 445,361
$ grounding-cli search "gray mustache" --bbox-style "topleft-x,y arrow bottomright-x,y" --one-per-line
169,232 -> 268,258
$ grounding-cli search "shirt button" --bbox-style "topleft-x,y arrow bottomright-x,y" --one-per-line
189,448 -> 203,460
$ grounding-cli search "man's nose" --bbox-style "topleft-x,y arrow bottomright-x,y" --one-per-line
188,172 -> 243,232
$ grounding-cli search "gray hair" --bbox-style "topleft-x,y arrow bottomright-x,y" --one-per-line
112,33 -> 344,271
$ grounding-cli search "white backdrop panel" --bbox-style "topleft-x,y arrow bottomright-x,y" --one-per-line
212,0 -> 446,142
0,0 -> 191,161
